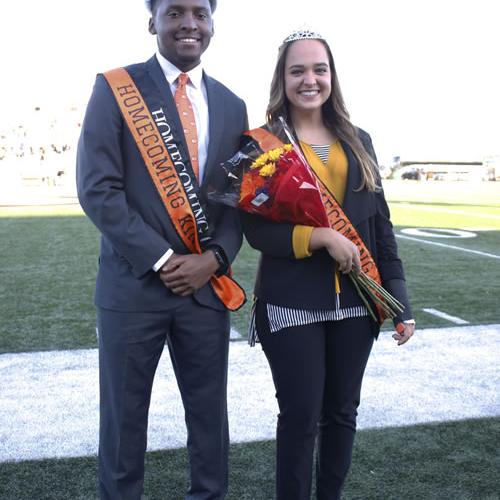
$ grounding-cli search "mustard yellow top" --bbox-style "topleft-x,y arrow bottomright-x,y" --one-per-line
292,141 -> 348,259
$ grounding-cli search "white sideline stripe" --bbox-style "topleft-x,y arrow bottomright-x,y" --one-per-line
396,203 -> 500,220
1,324 -> 499,462
396,234 -> 500,259
229,327 -> 241,339
422,308 -> 469,325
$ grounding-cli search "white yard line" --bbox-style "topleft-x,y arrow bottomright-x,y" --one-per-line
1,324 -> 499,462
396,234 -> 500,259
230,328 -> 242,339
422,308 -> 469,325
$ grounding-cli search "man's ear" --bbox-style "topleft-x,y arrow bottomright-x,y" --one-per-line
211,21 -> 215,37
148,17 -> 157,35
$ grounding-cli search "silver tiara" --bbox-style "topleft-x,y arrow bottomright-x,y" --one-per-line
282,29 -> 325,45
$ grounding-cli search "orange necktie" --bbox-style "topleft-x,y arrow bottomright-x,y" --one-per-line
174,73 -> 199,180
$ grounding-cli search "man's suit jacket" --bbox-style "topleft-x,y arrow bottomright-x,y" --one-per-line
242,129 -> 412,335
77,56 -> 248,312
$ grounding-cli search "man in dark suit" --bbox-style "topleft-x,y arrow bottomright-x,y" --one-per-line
76,1 -> 247,498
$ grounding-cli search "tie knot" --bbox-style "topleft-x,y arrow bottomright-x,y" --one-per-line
178,73 -> 189,87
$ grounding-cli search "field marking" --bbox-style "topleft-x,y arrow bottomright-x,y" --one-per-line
422,308 -> 469,325
1,324 -> 499,462
230,328 -> 242,339
401,228 -> 476,239
396,203 -> 500,220
396,234 -> 500,259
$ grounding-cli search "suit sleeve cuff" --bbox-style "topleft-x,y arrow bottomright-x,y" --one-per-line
152,248 -> 174,272
292,225 -> 314,259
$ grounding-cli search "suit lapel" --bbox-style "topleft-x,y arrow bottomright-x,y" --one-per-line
203,74 -> 224,188
341,141 -> 376,225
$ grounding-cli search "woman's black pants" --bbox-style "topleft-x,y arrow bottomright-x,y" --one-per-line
256,301 -> 374,500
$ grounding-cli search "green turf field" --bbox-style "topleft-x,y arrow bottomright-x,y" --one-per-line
1,180 -> 499,500
1,418 -> 498,500
1,180 -> 499,353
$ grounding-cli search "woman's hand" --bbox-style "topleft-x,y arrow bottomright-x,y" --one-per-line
309,227 -> 361,273
392,322 -> 415,346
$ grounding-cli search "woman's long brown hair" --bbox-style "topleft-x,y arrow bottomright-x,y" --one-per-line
266,39 -> 380,192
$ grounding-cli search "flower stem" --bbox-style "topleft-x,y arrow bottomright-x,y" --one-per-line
348,273 -> 379,322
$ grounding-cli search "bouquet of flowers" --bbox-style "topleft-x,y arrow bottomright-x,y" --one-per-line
208,118 -> 404,324
208,122 -> 329,228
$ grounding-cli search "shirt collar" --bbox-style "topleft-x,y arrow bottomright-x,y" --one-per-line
155,51 -> 204,90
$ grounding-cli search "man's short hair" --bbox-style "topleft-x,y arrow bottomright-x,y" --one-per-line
145,0 -> 217,14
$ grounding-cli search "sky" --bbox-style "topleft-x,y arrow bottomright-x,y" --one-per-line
1,0 -> 499,164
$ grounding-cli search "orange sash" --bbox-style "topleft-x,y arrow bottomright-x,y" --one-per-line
246,127 -> 386,323
104,67 -> 245,311
314,176 -> 386,323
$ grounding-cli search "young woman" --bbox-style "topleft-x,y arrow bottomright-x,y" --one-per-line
241,29 -> 415,500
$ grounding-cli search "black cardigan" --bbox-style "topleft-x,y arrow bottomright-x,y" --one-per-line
241,129 -> 413,336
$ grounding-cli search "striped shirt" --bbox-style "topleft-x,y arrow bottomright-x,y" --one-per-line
248,300 -> 369,345
266,302 -> 368,332
310,144 -> 330,163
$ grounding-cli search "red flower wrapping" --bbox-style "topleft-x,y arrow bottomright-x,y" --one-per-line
208,129 -> 328,228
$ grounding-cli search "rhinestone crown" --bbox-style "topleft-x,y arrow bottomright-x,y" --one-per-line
282,28 -> 325,45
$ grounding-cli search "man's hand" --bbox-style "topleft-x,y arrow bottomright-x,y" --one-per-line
159,252 -> 219,296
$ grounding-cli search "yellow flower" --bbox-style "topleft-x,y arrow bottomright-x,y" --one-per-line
252,152 -> 270,169
251,145 -> 291,170
259,163 -> 277,177
267,147 -> 282,162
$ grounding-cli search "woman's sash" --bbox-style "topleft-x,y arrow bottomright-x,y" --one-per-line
104,67 -> 245,311
245,127 -> 386,323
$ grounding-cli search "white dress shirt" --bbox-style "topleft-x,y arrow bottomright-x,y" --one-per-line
155,50 -> 210,182
152,52 -> 210,272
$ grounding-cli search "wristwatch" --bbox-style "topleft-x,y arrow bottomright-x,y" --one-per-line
210,246 -> 229,277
